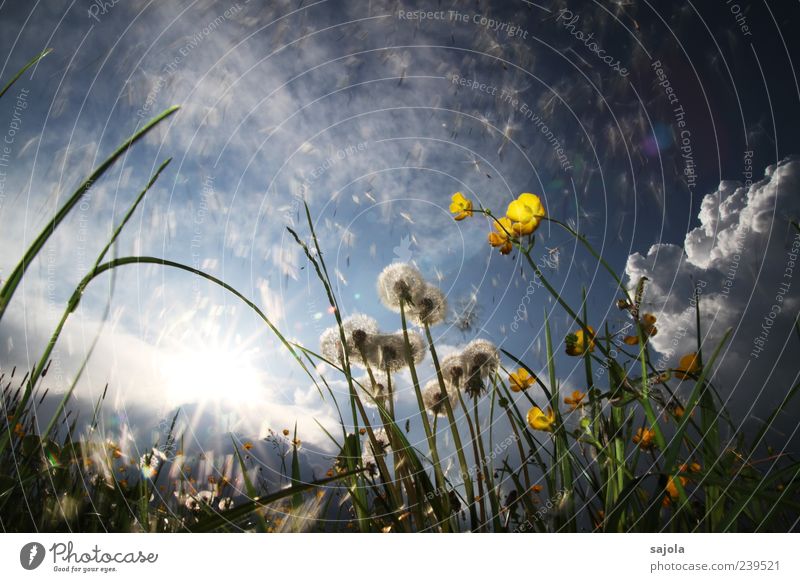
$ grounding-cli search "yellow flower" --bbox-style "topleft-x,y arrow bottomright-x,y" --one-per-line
449,192 -> 473,221
506,193 -> 545,235
509,368 -> 535,392
565,326 -> 595,356
282,428 -> 290,436
488,216 -> 514,255
680,462 -> 702,474
674,352 -> 701,380
632,427 -> 656,450
564,390 -> 586,410
527,406 -> 556,432
624,313 -> 658,345
663,474 -> 688,506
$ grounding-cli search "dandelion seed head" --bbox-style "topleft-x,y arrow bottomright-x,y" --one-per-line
463,339 -> 499,398
139,448 -> 166,480
463,339 -> 500,377
320,314 -> 380,366
377,263 -> 425,312
440,353 -> 466,390
366,331 -> 426,372
409,283 -> 448,326
422,380 -> 455,417
358,373 -> 389,409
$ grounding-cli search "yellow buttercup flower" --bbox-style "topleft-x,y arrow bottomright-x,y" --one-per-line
565,326 -> 595,356
663,463 -> 700,506
624,313 -> 658,345
674,352 -> 701,380
509,368 -> 535,392
488,216 -> 514,255
663,474 -> 688,506
564,390 -> 586,410
506,193 -> 545,235
527,406 -> 556,432
632,427 -> 656,450
450,192 -> 473,221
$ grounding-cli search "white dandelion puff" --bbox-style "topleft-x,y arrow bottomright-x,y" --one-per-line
377,263 -> 425,312
422,380 -> 456,417
320,314 -> 380,366
440,353 -> 467,391
196,490 -> 214,505
357,372 -> 390,409
366,331 -> 426,372
409,283 -> 448,326
139,448 -> 167,480
462,339 -> 500,398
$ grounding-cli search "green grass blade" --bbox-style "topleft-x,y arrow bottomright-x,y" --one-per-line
0,48 -> 52,100
0,105 -> 179,322
188,467 -> 366,532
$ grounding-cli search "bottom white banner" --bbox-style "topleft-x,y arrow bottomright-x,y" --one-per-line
0,533 -> 796,580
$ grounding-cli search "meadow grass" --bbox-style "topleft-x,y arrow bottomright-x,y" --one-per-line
1,53 -> 799,533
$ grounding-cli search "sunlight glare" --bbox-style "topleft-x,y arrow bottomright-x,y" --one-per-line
161,344 -> 263,406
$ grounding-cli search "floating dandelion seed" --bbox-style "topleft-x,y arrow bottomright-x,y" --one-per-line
452,294 -> 481,336
422,380 -> 456,417
320,313 -> 380,366
409,283 -> 448,326
376,263 -> 425,312
366,331 -> 426,372
462,339 -> 500,398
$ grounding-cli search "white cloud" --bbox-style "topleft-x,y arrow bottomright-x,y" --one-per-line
625,157 -> 800,433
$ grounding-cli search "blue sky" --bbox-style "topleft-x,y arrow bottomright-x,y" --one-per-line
1,0 -> 800,484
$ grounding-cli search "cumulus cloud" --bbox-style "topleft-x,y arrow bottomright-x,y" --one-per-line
625,157 -> 800,439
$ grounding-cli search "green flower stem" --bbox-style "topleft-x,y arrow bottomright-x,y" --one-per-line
359,358 -> 410,531
456,389 -> 486,530
472,391 -> 503,531
287,222 -> 369,530
423,323 -> 478,530
398,300 -> 451,528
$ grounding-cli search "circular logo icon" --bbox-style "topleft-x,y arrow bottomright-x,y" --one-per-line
19,542 -> 46,570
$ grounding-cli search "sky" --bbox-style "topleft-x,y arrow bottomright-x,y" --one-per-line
1,0 -> 799,489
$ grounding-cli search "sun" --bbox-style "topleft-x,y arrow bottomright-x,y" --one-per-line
160,342 -> 263,406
